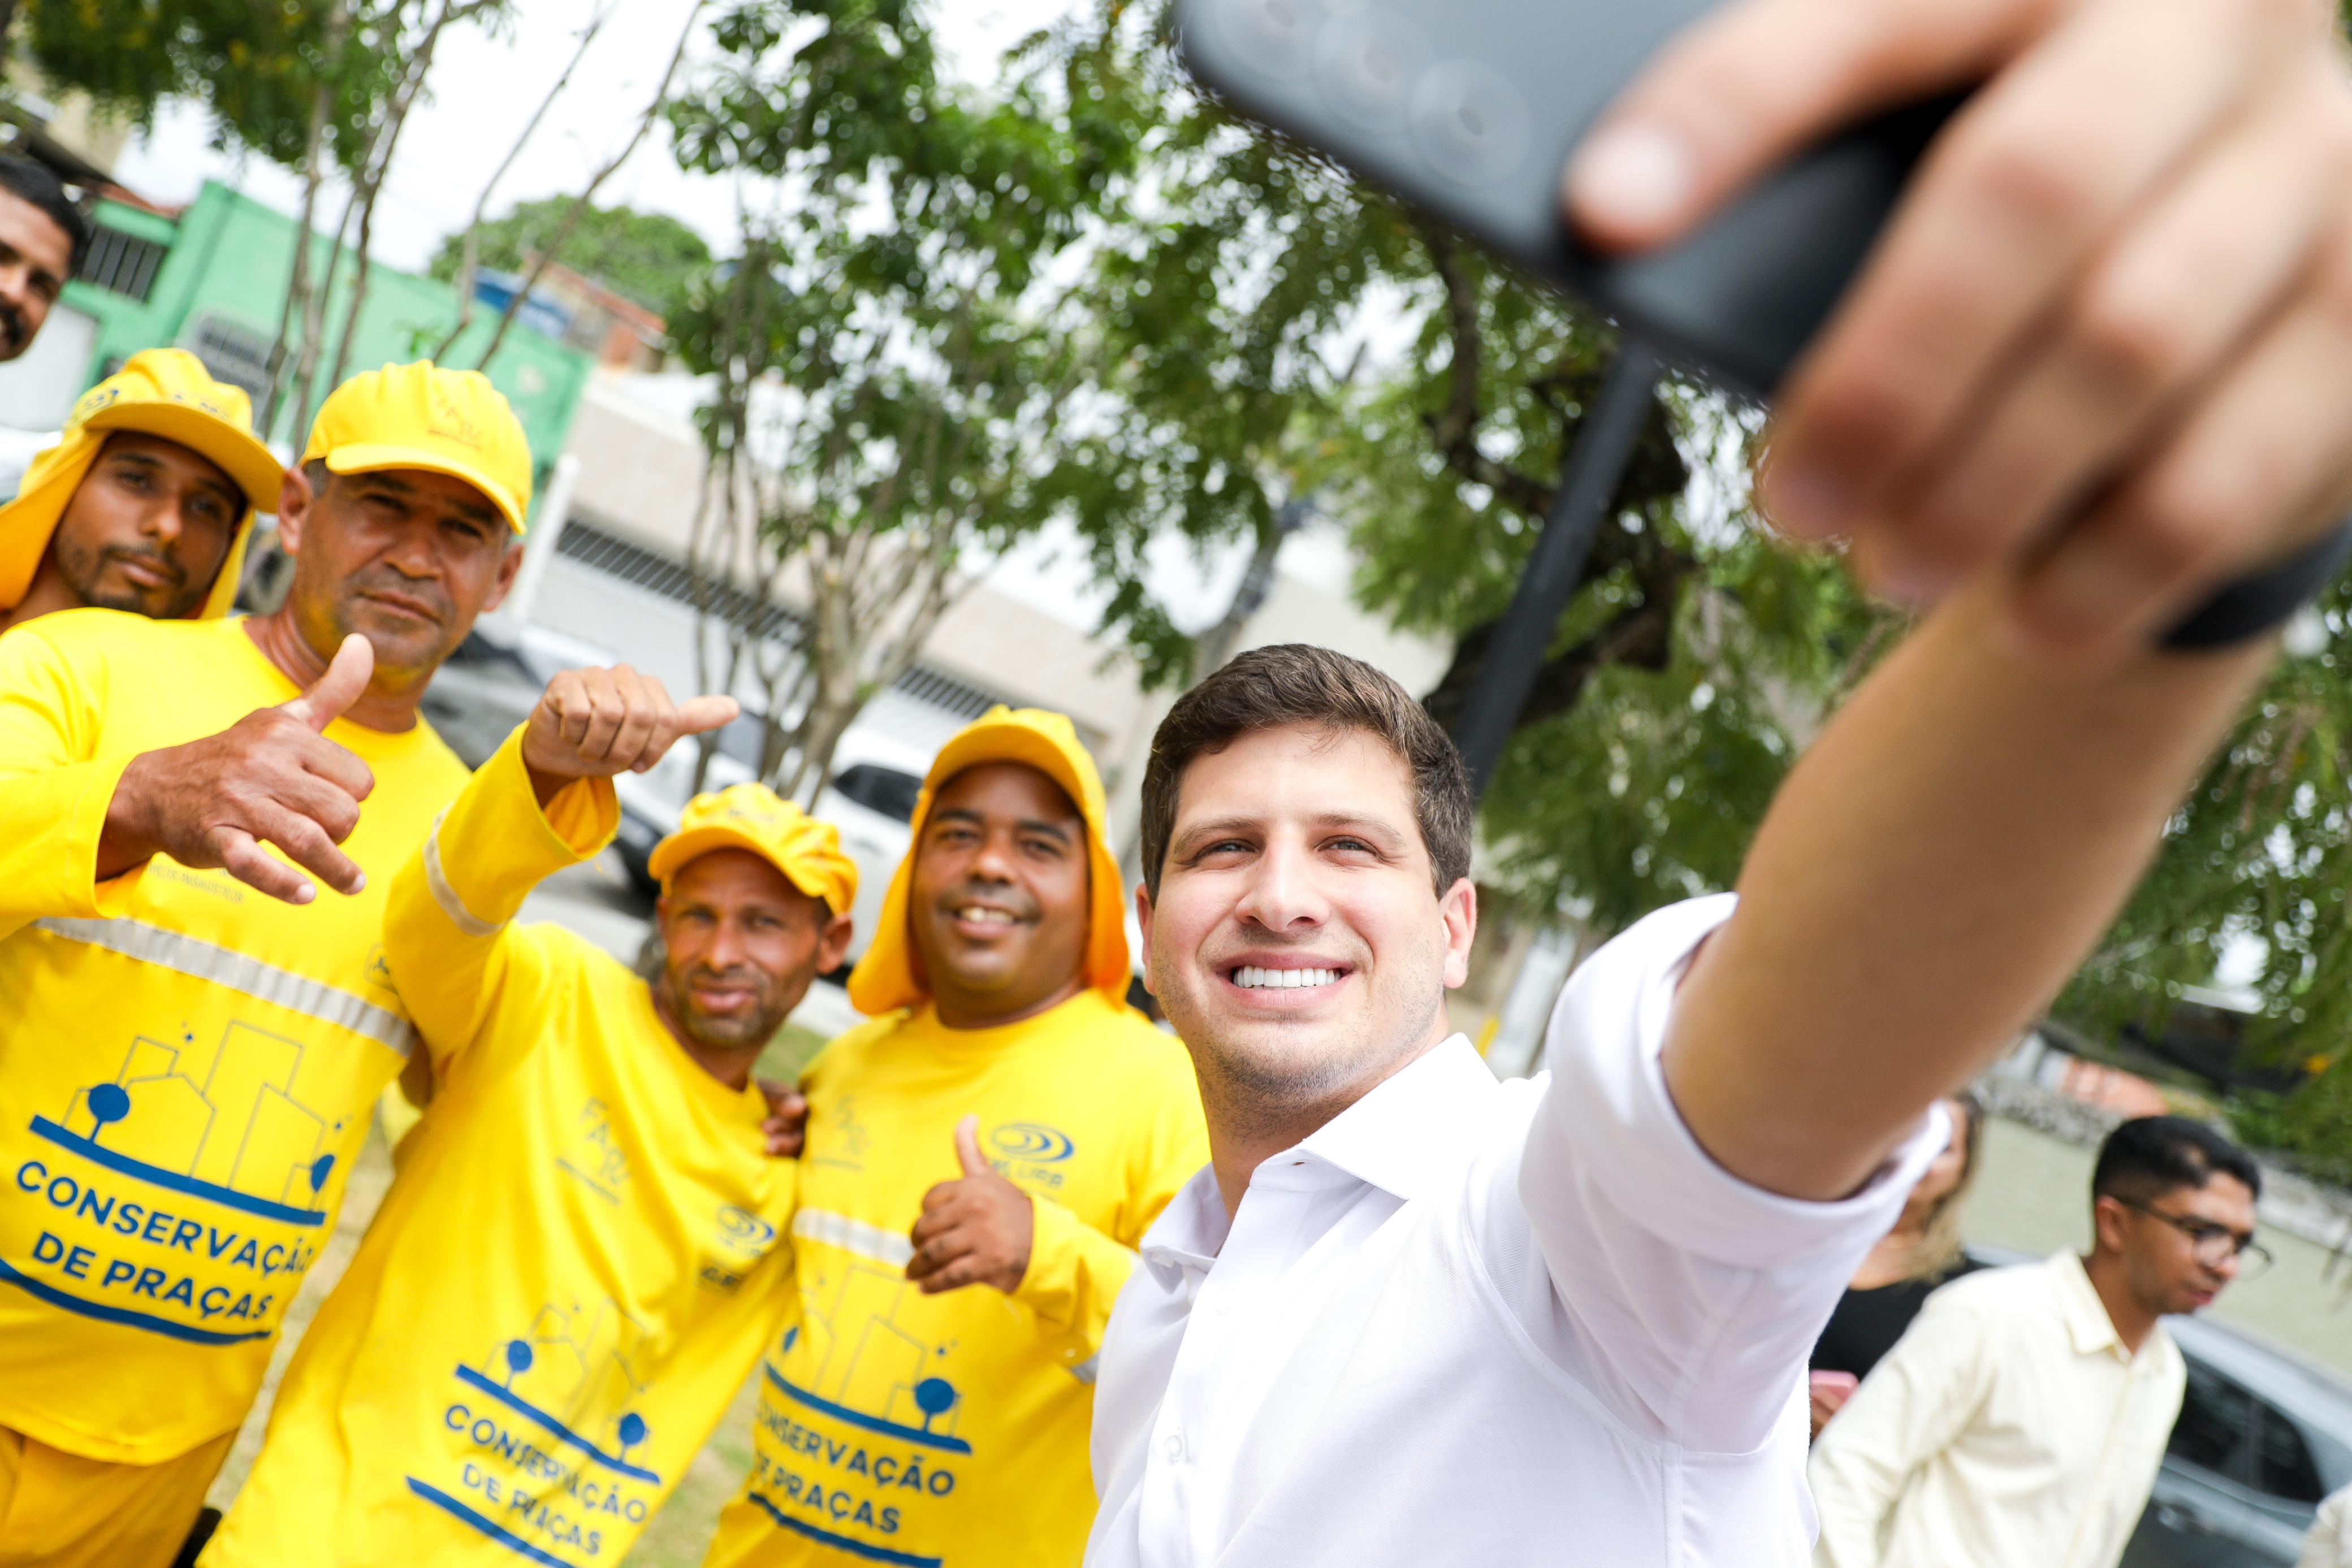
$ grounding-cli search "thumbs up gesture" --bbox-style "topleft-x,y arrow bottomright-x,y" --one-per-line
906,1115 -> 1035,1296
101,633 -> 380,905
521,664 -> 739,805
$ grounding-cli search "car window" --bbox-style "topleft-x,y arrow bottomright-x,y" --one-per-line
2253,1405 -> 2327,1504
832,764 -> 923,824
2170,1361 -> 2258,1480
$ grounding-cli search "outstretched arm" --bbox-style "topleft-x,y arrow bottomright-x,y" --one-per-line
387,665 -> 734,1080
1663,584 -> 2269,1201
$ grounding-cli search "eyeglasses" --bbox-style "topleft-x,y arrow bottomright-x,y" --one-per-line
2116,1197 -> 2275,1280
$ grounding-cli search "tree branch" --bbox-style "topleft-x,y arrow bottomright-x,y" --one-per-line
475,0 -> 705,369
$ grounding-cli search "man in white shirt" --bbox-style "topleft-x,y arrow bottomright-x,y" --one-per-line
1082,0 -> 2352,1558
1810,1115 -> 2264,1567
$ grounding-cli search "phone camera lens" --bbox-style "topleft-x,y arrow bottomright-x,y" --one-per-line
1410,60 -> 1529,186
1212,0 -> 1326,78
1314,8 -> 1428,132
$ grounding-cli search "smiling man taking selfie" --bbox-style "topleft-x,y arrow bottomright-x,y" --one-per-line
1079,0 -> 2352,1554
0,362 -> 532,1568
705,706 -> 1205,1568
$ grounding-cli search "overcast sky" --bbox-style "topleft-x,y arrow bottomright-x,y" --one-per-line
113,0 -> 1073,274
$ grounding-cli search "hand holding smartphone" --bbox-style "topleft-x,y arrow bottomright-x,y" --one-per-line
1174,0 -> 2352,656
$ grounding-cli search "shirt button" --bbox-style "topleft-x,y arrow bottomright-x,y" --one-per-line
1164,1432 -> 1186,1462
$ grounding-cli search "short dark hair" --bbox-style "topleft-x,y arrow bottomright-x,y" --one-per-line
1139,643 -> 1473,897
2093,1115 -> 2262,1207
0,155 -> 90,271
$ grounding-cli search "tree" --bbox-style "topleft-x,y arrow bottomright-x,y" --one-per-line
665,0 -> 1157,801
431,195 -> 714,324
2057,596 -> 2352,1181
17,0 -> 512,431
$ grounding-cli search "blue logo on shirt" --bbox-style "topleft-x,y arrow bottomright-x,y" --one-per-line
988,1123 -> 1073,1163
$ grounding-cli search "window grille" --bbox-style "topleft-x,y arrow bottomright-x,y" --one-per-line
79,225 -> 166,301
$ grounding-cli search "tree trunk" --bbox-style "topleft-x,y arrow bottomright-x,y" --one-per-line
474,0 -> 703,370
327,0 -> 461,396
431,1 -> 611,361
264,0 -> 349,435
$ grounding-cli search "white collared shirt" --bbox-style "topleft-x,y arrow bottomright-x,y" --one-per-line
1086,895 -> 1948,1568
1809,1251 -> 2188,1568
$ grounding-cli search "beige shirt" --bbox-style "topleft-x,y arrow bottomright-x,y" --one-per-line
2303,1488 -> 2352,1568
1810,1251 -> 2187,1568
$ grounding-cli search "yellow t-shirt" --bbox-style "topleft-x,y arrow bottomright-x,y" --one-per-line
704,990 -> 1208,1568
204,729 -> 801,1568
0,609 -> 468,1463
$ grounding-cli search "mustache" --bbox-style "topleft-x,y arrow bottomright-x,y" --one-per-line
101,544 -> 187,588
347,565 -> 452,623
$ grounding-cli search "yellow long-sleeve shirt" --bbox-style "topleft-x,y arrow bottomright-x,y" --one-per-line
205,728 -> 802,1568
0,608 -> 468,1463
704,991 -> 1208,1568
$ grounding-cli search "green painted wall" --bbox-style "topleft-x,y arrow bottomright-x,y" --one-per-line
58,181 -> 592,514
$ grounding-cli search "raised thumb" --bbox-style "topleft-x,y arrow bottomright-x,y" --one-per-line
283,633 -> 374,733
675,694 -> 741,737
954,1114 -> 989,1179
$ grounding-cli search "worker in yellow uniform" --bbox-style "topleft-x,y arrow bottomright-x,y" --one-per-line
704,706 -> 1209,1568
0,362 -> 535,1568
202,666 -> 856,1567
0,347 -> 284,632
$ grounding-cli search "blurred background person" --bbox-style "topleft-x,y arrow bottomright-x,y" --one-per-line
1810,1116 -> 2268,1568
0,155 -> 83,367
1809,1091 -> 1986,1436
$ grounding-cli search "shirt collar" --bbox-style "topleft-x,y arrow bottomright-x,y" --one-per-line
1138,1164 -> 1228,1284
1133,1035 -> 1501,1286
1283,1034 -> 1501,1203
2048,1250 -> 2132,1362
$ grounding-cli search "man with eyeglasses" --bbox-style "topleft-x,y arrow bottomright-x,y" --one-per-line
1810,1115 -> 2265,1568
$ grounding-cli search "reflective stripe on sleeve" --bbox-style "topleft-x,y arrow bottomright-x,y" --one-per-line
793,1207 -> 916,1267
32,916 -> 413,1055
421,814 -> 504,939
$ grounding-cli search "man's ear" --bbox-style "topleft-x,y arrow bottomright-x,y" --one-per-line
1134,882 -> 1158,998
481,533 -> 525,614
275,464 -> 315,555
2090,1194 -> 2129,1255
819,909 -> 854,973
1438,876 -> 1477,991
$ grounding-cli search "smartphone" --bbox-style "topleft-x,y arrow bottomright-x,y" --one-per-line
1174,0 -> 1962,400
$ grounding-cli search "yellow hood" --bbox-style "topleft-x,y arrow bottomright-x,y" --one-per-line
847,705 -> 1130,1017
0,348 -> 282,620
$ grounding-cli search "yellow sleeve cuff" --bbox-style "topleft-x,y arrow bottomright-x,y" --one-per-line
425,726 -> 619,931
0,753 -> 144,925
1013,1192 -> 1137,1366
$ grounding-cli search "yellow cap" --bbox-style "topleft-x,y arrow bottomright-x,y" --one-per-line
847,705 -> 1130,1017
648,783 -> 859,917
0,348 -> 284,618
301,361 -> 533,533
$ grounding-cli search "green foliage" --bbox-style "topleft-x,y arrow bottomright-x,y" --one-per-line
428,197 -> 711,323
18,0 -> 415,175
2056,584 -> 2352,1166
